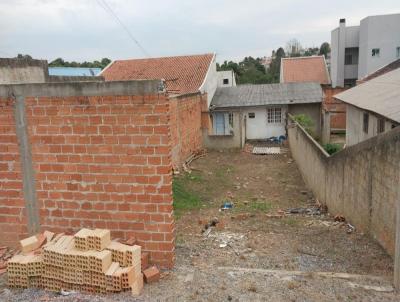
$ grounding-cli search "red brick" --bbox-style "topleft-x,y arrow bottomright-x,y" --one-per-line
143,266 -> 160,283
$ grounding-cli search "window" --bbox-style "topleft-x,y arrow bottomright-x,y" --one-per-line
345,54 -> 353,65
344,79 -> 356,88
248,112 -> 255,119
212,112 -> 233,135
371,48 -> 380,57
223,78 -> 229,85
363,112 -> 369,133
397,47 -> 400,58
267,108 -> 282,123
377,118 -> 385,134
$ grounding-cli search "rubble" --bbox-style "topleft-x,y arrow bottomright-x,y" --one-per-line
143,266 -> 160,283
5,228 -> 158,297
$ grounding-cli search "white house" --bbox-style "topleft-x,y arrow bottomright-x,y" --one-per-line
335,66 -> 400,146
204,82 -> 323,148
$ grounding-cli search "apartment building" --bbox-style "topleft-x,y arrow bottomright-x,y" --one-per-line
330,13 -> 400,88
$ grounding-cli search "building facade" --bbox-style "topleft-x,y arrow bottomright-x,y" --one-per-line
331,13 -> 400,88
335,67 -> 400,146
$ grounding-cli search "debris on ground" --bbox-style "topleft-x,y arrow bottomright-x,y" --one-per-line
182,149 -> 207,173
6,228 -> 154,297
143,266 -> 160,283
334,215 -> 346,222
220,202 -> 233,211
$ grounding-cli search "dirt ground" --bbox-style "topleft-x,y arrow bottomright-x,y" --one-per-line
1,148 -> 398,302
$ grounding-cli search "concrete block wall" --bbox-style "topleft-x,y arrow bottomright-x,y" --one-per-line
288,117 -> 400,257
169,93 -> 203,169
0,81 -> 175,268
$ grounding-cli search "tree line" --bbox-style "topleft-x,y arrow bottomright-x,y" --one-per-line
217,40 -> 330,84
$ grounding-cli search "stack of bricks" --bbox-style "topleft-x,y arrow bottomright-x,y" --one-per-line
7,228 -> 144,296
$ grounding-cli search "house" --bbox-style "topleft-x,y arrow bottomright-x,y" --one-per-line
217,70 -> 236,87
0,57 -> 48,84
205,82 -> 323,148
280,55 -> 346,132
48,67 -> 102,76
334,66 -> 400,146
331,13 -> 400,88
101,53 -> 225,106
280,56 -> 330,84
0,57 -> 104,84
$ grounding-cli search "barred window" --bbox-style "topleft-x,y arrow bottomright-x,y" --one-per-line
377,118 -> 385,133
267,108 -> 282,123
363,113 -> 369,133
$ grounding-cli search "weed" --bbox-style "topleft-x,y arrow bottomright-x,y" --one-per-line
173,176 -> 202,219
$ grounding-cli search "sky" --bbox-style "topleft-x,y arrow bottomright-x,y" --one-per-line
0,0 -> 400,64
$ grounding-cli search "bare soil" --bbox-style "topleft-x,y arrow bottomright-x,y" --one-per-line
1,149 -> 398,301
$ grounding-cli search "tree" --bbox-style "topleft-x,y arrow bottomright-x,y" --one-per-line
48,58 -> 112,69
319,42 -> 330,58
285,39 -> 302,57
15,54 -> 33,60
268,47 -> 285,82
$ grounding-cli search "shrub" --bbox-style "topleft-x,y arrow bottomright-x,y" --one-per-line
323,143 -> 342,155
293,114 -> 314,135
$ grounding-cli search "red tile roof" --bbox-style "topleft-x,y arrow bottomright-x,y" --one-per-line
357,59 -> 400,84
281,56 -> 330,85
101,53 -> 214,95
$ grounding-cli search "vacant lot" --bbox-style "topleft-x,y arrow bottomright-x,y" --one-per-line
1,149 -> 398,302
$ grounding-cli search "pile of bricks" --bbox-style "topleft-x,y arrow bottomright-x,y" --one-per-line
7,228 -> 154,297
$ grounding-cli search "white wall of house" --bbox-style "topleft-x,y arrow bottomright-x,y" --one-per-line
346,104 -> 398,146
358,14 -> 400,79
217,70 -> 236,87
243,106 -> 287,140
331,14 -> 400,87
200,54 -> 219,107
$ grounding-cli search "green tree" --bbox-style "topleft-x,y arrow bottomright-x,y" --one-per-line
48,58 -> 112,69
319,42 -> 330,58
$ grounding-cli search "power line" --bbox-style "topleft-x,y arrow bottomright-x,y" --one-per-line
96,0 -> 150,57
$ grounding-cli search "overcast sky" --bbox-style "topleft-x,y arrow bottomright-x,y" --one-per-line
1,0 -> 399,63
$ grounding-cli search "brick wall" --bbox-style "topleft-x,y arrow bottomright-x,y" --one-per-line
169,93 -> 203,169
0,99 -> 28,245
0,81 -> 175,268
322,86 -> 347,130
288,118 -> 400,257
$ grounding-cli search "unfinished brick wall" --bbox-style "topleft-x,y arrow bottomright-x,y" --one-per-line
0,99 -> 28,245
322,86 -> 347,130
169,93 -> 203,169
0,81 -> 175,268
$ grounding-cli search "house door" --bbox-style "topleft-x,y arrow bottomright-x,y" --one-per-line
265,107 -> 286,137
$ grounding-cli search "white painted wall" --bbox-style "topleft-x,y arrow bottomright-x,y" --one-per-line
243,106 -> 287,140
199,54 -> 219,107
217,70 -> 236,87
358,14 -> 400,79
331,14 -> 400,87
346,105 -> 397,146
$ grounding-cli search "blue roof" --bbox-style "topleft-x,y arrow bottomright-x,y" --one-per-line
48,67 -> 102,77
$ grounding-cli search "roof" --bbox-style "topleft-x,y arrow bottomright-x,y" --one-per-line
358,59 -> 400,83
335,68 -> 400,123
101,53 -> 214,94
280,56 -> 330,85
211,82 -> 323,109
48,67 -> 101,77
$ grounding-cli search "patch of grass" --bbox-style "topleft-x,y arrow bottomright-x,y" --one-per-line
173,176 -> 202,219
